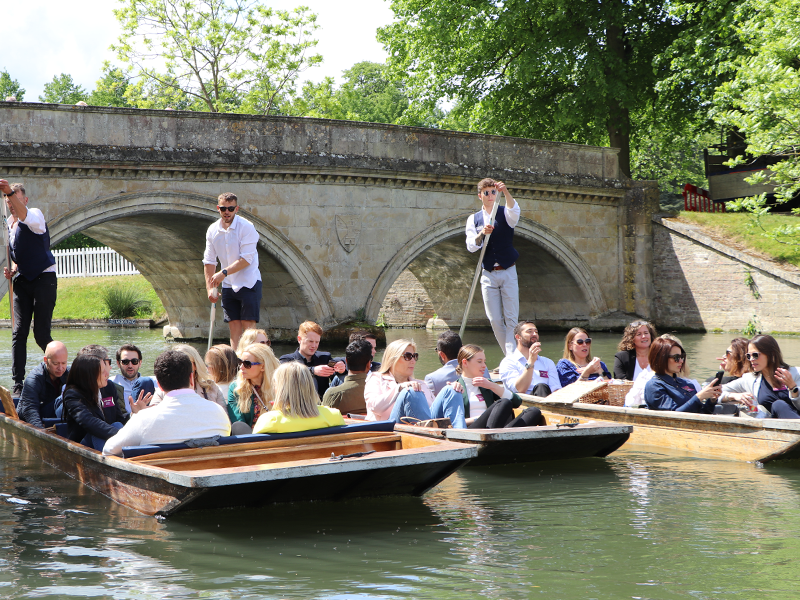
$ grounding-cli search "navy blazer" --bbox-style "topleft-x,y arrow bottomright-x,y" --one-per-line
279,349 -> 335,397
644,374 -> 714,414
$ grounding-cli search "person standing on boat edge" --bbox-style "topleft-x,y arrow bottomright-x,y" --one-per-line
1,179 -> 58,398
465,178 -> 520,356
203,192 -> 262,350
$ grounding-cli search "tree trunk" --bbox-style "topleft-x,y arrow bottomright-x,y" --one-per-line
606,21 -> 631,179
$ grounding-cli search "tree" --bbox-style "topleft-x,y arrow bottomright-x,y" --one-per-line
39,73 -> 88,104
378,0 -> 742,179
713,0 -> 800,244
0,70 -> 25,101
112,0 -> 322,114
87,63 -> 135,108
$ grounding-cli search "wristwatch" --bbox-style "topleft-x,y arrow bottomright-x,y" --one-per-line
222,268 -> 228,277
524,362 -> 533,371
792,386 -> 799,396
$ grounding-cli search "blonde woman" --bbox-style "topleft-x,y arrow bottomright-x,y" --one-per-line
236,328 -> 270,354
556,328 -> 611,387
227,342 -> 280,434
253,362 -> 345,434
364,338 -> 464,424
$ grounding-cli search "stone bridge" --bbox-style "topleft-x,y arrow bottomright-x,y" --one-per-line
0,103 -> 658,340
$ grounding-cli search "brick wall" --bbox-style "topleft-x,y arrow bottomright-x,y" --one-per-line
379,269 -> 435,327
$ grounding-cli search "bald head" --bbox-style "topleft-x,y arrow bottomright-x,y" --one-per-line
44,341 -> 68,379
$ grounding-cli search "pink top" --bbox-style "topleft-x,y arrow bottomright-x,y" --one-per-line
364,373 -> 436,421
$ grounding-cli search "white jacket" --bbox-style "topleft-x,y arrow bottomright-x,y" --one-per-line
720,367 -> 800,410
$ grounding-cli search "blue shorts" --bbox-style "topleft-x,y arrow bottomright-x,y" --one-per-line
221,282 -> 262,323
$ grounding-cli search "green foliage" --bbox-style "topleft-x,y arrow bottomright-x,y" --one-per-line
112,0 -> 322,114
52,233 -> 104,250
743,269 -> 761,299
39,73 -> 88,104
0,69 -> 25,101
742,315 -> 761,337
713,0 -> 800,246
102,285 -> 153,319
375,312 -> 387,329
87,63 -> 135,108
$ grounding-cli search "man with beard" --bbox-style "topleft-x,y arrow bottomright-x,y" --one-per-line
498,321 -> 561,397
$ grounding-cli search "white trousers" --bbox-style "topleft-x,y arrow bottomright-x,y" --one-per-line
480,265 -> 519,356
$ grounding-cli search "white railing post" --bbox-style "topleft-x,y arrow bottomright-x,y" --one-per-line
52,247 -> 140,278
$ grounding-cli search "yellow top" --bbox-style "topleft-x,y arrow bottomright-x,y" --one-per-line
252,404 -> 345,434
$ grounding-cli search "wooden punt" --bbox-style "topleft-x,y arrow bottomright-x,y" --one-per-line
520,380 -> 800,463
393,421 -> 632,466
0,397 -> 476,517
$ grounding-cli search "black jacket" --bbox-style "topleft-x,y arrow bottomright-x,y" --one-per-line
613,350 -> 638,381
279,349 -> 335,398
18,362 -> 68,428
62,386 -> 127,444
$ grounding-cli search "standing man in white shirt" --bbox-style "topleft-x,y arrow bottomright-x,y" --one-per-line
203,192 -> 262,349
465,178 -> 521,356
498,321 -> 561,397
1,180 -> 58,397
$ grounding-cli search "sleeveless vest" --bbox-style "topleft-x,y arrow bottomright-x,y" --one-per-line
9,220 -> 56,281
474,206 -> 519,270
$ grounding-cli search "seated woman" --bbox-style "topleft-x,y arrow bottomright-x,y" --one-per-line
705,337 -> 750,385
557,328 -> 611,387
720,334 -> 800,418
253,362 -> 345,434
205,344 -> 240,399
364,339 -> 464,426
227,342 -> 281,434
62,354 -> 127,450
236,328 -> 271,354
614,320 -> 657,381
625,333 -> 696,407
455,344 -> 542,428
644,337 -> 720,413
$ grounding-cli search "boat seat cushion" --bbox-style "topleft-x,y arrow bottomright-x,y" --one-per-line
120,420 -> 396,459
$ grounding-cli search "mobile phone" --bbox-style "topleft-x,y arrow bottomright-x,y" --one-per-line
328,360 -> 337,368
713,370 -> 725,385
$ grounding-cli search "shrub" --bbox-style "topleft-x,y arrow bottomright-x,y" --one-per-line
102,285 -> 152,318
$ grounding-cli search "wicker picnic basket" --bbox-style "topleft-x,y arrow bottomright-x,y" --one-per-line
577,381 -> 634,407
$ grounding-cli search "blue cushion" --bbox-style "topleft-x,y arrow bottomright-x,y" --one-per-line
121,420 -> 396,459
42,418 -> 62,427
54,423 -> 69,438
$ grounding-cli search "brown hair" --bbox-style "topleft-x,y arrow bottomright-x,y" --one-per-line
455,344 -> 483,375
618,320 -> 657,352
218,192 -> 237,203
348,330 -> 377,343
477,178 -> 497,192
298,321 -> 323,338
562,327 -> 593,365
205,344 -> 239,384
749,334 -> 789,373
8,183 -> 25,196
728,337 -> 751,378
649,337 -> 685,376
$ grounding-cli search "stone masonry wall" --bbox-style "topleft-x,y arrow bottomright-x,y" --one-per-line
379,270 -> 435,327
652,217 -> 800,333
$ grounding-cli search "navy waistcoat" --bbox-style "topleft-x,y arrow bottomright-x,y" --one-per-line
9,221 -> 56,281
474,206 -> 519,270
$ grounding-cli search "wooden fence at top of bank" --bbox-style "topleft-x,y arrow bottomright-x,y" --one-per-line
53,247 -> 139,278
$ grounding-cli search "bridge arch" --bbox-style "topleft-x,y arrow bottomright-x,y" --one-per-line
367,215 -> 609,326
48,191 -> 335,339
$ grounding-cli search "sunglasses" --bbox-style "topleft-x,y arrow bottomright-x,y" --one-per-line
217,205 -> 237,212
102,358 -> 112,365
260,340 -> 272,347
725,350 -> 732,356
746,352 -> 760,361
668,354 -> 686,362
482,190 -> 497,196
119,358 -> 140,366
574,338 -> 592,345
401,352 -> 419,361
240,360 -> 262,369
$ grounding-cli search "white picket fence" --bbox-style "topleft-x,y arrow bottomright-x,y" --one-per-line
53,247 -> 140,278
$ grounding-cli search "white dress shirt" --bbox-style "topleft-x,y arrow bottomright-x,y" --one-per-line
498,348 -> 562,394
465,202 -> 521,254
203,214 -> 261,291
9,208 -> 57,273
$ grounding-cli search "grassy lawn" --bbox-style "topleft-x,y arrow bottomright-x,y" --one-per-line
0,275 -> 166,320
678,212 -> 800,268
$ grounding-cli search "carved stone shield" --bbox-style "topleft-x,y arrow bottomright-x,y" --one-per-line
335,214 -> 361,253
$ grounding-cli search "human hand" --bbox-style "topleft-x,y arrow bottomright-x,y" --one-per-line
697,379 -> 721,401
4,266 -> 14,280
775,368 -> 796,390
210,271 -> 226,287
333,361 -> 346,374
495,181 -> 508,195
207,287 -> 219,303
130,390 -> 152,414
447,380 -> 464,393
473,376 -> 504,395
314,365 -> 335,378
0,179 -> 11,195
530,342 -> 541,359
402,380 -> 421,392
481,224 -> 494,236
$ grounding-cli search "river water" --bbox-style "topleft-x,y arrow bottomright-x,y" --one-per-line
2,328 -> 800,598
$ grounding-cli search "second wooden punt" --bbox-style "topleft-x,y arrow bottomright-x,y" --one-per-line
520,380 -> 800,463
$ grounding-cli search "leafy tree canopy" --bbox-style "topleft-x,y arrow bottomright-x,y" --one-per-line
0,70 -> 25,101
39,73 -> 88,104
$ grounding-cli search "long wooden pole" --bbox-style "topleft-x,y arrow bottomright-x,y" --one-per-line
207,289 -> 217,353
459,198 -> 502,339
2,197 -> 14,326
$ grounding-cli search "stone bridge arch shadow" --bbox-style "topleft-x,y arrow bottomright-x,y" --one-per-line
48,191 -> 334,340
367,215 -> 609,330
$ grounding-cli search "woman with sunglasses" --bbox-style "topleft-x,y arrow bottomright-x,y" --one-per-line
614,321 -> 657,381
364,339 -> 464,424
720,335 -> 800,417
706,338 -> 750,385
253,362 -> 345,434
236,328 -> 271,354
227,342 -> 281,434
644,337 -> 721,412
205,344 -> 240,398
557,328 -> 611,387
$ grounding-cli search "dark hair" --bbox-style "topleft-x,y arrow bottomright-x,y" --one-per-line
218,192 -> 237,203
618,320 -> 657,352
348,330 -> 377,344
79,344 -> 109,361
728,337 -> 751,378
154,350 -> 193,392
205,344 -> 239,383
514,321 -> 536,338
116,343 -> 142,362
65,354 -> 102,409
345,339 -> 373,372
649,337 -> 685,375
436,330 -> 462,361
750,335 -> 789,372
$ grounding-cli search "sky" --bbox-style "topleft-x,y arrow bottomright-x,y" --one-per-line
2,0 -> 395,101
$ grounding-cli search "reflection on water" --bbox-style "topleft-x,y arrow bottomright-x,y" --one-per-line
4,437 -> 800,598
